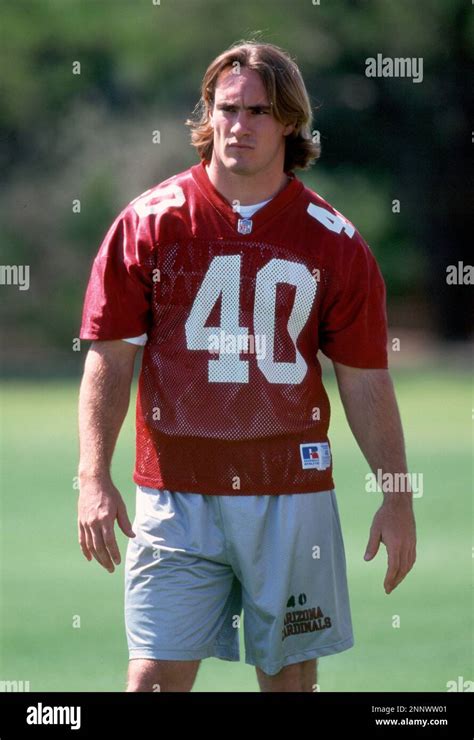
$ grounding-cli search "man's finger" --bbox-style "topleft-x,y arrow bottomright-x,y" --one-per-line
390,569 -> 407,591
392,546 -> 415,590
83,524 -> 95,561
102,523 -> 121,565
78,522 -> 92,561
117,500 -> 136,538
89,524 -> 115,572
364,522 -> 381,560
384,549 -> 401,593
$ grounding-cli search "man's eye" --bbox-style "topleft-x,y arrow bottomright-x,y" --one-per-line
219,106 -> 268,114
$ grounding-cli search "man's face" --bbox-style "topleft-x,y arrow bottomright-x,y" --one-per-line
209,66 -> 294,177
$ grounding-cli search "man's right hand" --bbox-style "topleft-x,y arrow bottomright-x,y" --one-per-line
78,475 -> 136,573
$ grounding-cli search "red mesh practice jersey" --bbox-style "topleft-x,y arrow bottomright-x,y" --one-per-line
79,160 -> 388,495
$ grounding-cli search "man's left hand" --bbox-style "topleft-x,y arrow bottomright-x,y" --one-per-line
364,502 -> 417,594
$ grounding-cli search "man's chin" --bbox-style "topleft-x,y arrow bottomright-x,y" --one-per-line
221,157 -> 256,176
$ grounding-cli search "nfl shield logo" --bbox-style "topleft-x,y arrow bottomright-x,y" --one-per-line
237,218 -> 253,234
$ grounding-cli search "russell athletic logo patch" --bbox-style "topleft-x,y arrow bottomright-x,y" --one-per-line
300,442 -> 331,471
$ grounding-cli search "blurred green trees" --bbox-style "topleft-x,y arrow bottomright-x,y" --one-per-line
0,0 -> 471,373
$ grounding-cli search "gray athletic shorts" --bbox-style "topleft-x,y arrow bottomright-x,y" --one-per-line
124,485 -> 354,676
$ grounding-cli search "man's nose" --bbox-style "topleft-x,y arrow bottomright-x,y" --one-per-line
230,110 -> 251,135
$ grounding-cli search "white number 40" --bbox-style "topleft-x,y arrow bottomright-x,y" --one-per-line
185,255 -> 316,385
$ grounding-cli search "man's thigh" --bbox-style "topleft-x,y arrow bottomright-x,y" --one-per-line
124,486 -> 242,664
220,489 -> 355,676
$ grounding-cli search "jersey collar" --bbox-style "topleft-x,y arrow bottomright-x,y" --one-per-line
191,159 -> 304,236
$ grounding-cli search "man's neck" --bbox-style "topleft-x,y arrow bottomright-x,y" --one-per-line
205,161 -> 290,206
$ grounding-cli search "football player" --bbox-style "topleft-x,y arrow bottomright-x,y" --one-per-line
78,40 -> 416,692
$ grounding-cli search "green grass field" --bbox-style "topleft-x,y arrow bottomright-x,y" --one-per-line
0,368 -> 472,692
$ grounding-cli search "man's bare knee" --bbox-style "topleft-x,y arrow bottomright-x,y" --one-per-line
126,658 -> 201,692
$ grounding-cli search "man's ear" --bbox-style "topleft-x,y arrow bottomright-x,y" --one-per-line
283,121 -> 296,137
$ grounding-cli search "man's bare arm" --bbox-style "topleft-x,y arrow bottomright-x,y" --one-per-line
333,362 -> 417,594
78,340 -> 140,573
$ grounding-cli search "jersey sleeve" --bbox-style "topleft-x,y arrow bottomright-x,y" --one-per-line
79,206 -> 155,341
318,232 -> 388,368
